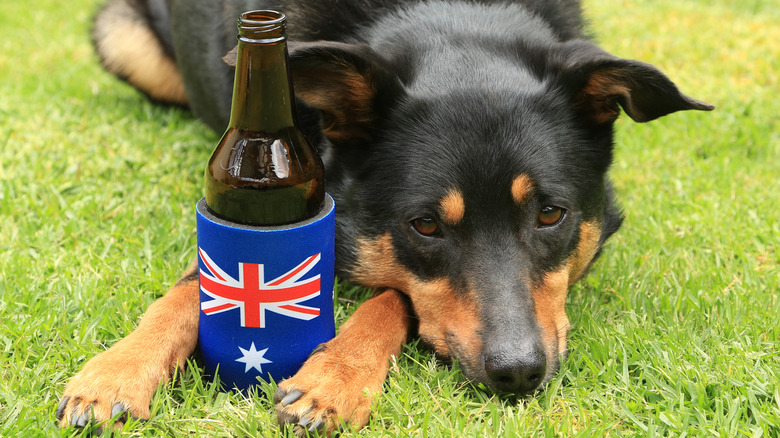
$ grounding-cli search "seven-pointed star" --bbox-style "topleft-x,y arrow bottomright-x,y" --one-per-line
235,342 -> 273,373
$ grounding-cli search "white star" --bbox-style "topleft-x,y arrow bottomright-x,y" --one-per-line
235,342 -> 273,374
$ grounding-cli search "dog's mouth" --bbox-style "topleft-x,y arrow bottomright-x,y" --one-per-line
418,328 -> 560,396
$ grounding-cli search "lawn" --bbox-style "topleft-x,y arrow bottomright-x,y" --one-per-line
1,0 -> 778,436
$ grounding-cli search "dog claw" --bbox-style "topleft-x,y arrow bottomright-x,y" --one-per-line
111,403 -> 124,417
308,418 -> 325,433
298,415 -> 313,427
111,402 -> 130,423
280,389 -> 304,407
308,344 -> 327,358
71,409 -> 90,427
55,397 -> 70,420
58,399 -> 129,431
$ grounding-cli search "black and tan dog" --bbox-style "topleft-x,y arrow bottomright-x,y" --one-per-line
57,0 -> 713,434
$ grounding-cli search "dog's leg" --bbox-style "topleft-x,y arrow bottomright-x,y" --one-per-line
56,265 -> 200,429
275,288 -> 411,436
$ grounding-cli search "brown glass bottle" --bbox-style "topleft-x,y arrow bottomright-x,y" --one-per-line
205,10 -> 324,226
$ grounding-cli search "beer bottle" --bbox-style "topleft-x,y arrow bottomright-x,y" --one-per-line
205,10 -> 324,226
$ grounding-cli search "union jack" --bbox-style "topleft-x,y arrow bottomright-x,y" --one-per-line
198,248 -> 321,328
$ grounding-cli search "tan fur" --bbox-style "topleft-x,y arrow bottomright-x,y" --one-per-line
93,1 -> 187,105
567,220 -> 602,285
351,234 -> 483,370
58,265 -> 199,427
350,234 -> 408,290
531,220 -> 602,368
573,70 -> 630,125
511,174 -> 535,205
276,289 -> 410,434
294,69 -> 376,141
439,189 -> 466,225
411,279 -> 483,372
531,269 -> 570,361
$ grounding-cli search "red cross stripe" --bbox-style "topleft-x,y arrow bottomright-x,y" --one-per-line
199,248 -> 322,328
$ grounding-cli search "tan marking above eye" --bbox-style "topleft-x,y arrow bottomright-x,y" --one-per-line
439,189 -> 465,225
511,174 -> 534,205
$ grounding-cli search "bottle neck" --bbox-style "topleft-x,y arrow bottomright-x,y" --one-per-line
228,11 -> 296,133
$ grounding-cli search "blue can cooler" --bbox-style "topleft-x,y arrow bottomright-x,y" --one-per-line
195,195 -> 336,390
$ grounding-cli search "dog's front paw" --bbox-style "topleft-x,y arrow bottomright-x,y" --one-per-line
274,349 -> 375,436
55,344 -> 160,430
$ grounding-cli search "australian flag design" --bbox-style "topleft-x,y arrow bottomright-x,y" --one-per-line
195,197 -> 336,390
199,248 -> 322,329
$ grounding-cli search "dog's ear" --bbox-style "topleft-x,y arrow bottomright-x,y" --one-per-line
288,41 -> 405,142
223,42 -> 402,142
556,41 -> 714,125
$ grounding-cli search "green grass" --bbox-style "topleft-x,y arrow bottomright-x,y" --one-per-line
1,0 -> 778,436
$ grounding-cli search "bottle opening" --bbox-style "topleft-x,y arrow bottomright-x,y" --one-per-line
238,10 -> 286,41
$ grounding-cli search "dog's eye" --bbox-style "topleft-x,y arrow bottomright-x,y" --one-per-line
538,206 -> 565,227
411,216 -> 440,236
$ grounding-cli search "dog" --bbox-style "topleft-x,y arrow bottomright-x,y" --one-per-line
57,0 -> 713,435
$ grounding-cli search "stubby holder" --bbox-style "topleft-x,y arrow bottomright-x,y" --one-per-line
195,195 -> 336,390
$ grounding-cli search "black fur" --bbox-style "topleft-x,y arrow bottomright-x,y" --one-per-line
154,0 -> 590,132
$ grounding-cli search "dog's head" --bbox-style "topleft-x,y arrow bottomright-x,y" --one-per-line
285,39 -> 712,393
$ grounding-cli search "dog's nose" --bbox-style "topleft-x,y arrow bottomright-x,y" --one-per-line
484,348 -> 546,394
